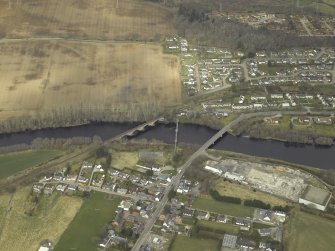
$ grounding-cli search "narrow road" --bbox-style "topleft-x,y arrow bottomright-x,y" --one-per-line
324,21 -> 335,36
300,17 -> 313,36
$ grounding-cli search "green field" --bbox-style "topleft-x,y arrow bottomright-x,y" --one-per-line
193,196 -> 254,217
171,235 -> 219,251
54,192 -> 121,251
198,220 -> 240,234
0,150 -> 63,179
285,210 -> 335,251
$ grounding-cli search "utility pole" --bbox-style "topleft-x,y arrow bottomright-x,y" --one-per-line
8,0 -> 11,9
116,0 -> 119,8
174,119 -> 179,154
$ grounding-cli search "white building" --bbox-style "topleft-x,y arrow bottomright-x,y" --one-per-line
224,172 -> 245,182
204,165 -> 222,175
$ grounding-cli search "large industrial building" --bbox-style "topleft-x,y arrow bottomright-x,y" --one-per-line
298,185 -> 332,211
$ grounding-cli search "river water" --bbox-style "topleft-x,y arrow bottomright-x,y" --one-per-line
0,122 -> 334,170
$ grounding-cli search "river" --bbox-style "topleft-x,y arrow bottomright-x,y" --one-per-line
0,122 -> 334,170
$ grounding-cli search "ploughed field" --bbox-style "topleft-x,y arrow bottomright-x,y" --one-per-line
0,41 -> 181,120
0,0 -> 175,40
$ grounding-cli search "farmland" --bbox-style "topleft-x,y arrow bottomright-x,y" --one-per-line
0,0 -> 175,40
0,41 -> 181,121
54,192 -> 121,251
0,186 -> 83,251
284,210 -> 335,251
0,150 -> 63,179
170,235 -> 220,251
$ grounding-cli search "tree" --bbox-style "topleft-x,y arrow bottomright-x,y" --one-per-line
168,190 -> 177,201
146,169 -> 154,177
95,147 -> 108,158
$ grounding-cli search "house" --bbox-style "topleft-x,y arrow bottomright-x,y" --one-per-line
118,200 -> 133,211
258,209 -> 273,222
117,188 -> 128,195
235,218 -> 251,227
99,229 -> 116,248
67,183 -> 78,192
183,208 -> 195,217
155,192 -> 164,202
258,228 -> 272,236
113,209 -> 124,227
314,117 -> 332,125
32,183 -> 44,194
216,214 -> 226,223
222,234 -> 237,249
56,183 -> 68,192
236,236 -> 256,250
44,184 -> 55,195
196,211 -> 210,220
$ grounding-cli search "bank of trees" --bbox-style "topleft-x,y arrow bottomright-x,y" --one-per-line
0,102 -> 165,134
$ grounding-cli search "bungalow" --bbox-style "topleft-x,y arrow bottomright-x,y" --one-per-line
183,208 -> 195,217
197,211 -> 210,220
216,214 -> 226,223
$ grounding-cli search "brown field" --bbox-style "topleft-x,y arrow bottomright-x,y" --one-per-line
0,40 -> 181,119
0,0 -> 175,40
0,186 -> 83,251
215,180 -> 289,206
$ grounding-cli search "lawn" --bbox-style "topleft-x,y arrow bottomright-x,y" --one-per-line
54,192 -> 121,251
171,235 -> 220,251
193,196 -> 254,217
0,150 -> 63,179
0,186 -> 82,251
284,210 -> 335,251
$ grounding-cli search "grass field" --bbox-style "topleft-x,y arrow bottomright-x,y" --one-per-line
284,210 -> 335,251
0,186 -> 83,251
54,192 -> 121,251
198,220 -> 240,234
0,41 -> 181,121
0,0 -> 175,40
110,150 -> 139,170
171,235 -> 220,251
0,150 -> 63,179
193,196 -> 254,217
215,180 -> 289,207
